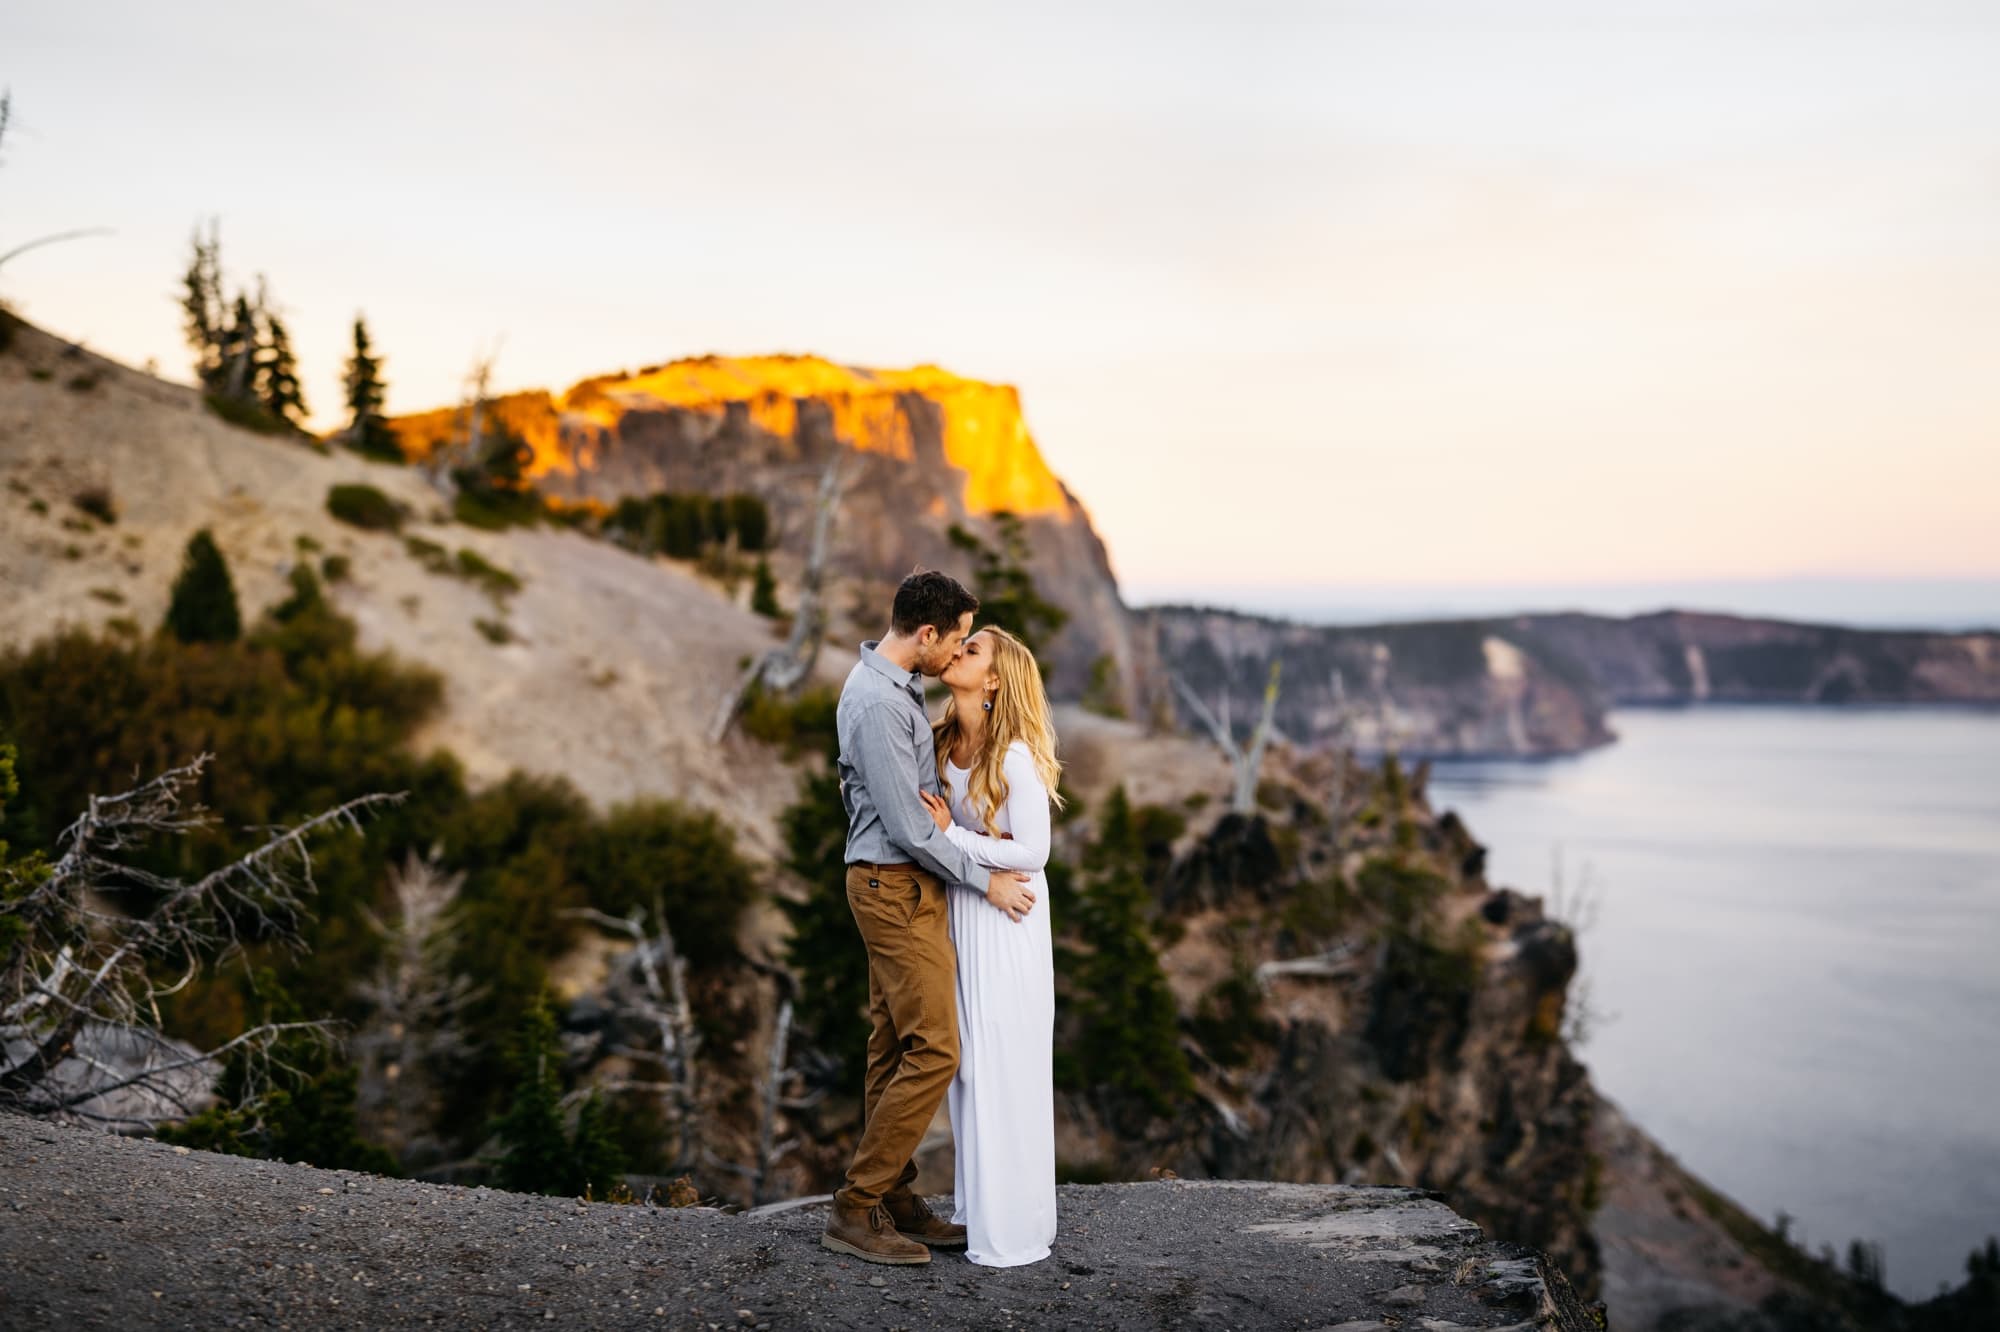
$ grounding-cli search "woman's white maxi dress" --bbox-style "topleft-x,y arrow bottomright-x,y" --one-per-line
941,740 -> 1057,1267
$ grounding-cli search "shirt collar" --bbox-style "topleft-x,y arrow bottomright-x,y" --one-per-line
859,640 -> 922,699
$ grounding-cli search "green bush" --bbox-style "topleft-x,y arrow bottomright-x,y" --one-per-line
738,685 -> 838,758
327,483 -> 403,532
750,558 -> 780,617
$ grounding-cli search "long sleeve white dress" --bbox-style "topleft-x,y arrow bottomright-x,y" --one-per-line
940,739 -> 1057,1267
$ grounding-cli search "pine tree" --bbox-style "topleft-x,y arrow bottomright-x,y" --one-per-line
163,528 -> 242,644
492,998 -> 574,1195
750,558 -> 781,618
1062,785 -> 1192,1125
342,316 -> 400,462
181,221 -> 225,390
946,513 -> 1067,658
258,312 -> 307,426
778,766 -> 871,1090
568,1092 -> 627,1200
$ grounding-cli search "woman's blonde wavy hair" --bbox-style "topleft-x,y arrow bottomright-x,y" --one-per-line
931,626 -> 1066,835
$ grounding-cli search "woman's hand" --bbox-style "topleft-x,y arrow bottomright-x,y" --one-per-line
919,789 -> 952,833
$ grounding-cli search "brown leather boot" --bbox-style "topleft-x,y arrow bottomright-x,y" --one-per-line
820,1202 -> 932,1265
883,1188 -> 968,1249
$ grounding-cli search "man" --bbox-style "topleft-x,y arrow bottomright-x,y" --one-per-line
820,570 -> 1038,1266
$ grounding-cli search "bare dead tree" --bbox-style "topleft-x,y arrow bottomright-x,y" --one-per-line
0,753 -> 404,1130
752,997 -> 794,1205
422,340 -> 504,500
350,845 -> 483,1165
1172,660 -> 1283,814
709,449 -> 846,742
562,900 -> 703,1171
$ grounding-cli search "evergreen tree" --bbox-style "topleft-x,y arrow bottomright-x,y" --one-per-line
342,316 -> 400,462
750,558 -> 781,618
163,527 -> 242,644
568,1092 -> 627,1200
492,997 -> 574,1195
778,765 -> 871,1090
181,220 -> 225,389
257,312 -> 307,426
946,513 -> 1067,658
1061,785 -> 1192,1126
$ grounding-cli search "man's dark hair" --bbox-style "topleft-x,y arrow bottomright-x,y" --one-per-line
892,569 -> 979,638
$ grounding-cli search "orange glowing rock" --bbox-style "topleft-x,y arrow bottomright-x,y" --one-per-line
386,355 -> 1070,519
570,355 -> 1069,517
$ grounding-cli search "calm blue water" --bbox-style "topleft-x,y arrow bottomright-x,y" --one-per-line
1427,705 -> 2000,1302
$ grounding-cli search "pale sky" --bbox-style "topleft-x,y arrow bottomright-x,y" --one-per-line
6,1 -> 1999,614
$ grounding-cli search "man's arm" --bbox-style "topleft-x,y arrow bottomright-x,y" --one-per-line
848,699 -> 983,887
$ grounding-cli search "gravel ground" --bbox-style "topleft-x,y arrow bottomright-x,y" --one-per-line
0,1112 -> 1586,1330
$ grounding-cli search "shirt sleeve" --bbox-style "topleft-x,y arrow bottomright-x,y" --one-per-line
944,741 -> 1051,873
848,698 -> 982,886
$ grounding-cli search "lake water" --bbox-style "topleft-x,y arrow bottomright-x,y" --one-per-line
1426,705 -> 2000,1301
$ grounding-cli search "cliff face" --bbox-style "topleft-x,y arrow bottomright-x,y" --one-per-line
1006,733 -> 1609,1300
1148,604 -> 2000,758
1509,609 -> 2000,705
388,357 -> 1144,705
1150,606 -> 1616,759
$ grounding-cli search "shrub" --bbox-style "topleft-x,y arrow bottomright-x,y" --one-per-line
72,486 -> 118,524
327,483 -> 403,532
203,391 -> 287,435
750,558 -> 780,617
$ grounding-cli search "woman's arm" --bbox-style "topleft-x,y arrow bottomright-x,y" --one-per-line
944,743 -> 1051,873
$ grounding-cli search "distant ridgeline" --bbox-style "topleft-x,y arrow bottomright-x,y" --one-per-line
385,356 -> 1144,707
1150,605 -> 2000,759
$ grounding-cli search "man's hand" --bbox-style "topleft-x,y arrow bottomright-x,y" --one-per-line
985,869 -> 1036,923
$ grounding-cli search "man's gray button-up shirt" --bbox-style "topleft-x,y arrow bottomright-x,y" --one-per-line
835,640 -> 980,887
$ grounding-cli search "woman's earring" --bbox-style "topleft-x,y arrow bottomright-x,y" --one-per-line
982,698 -> 993,713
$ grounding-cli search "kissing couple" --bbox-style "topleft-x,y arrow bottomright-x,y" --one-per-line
819,568 -> 1063,1268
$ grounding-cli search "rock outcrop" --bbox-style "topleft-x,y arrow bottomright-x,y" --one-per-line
0,1111 -> 1602,1330
1149,605 -> 2000,758
387,357 -> 1147,708
1149,605 -> 1616,758
1503,609 -> 2000,705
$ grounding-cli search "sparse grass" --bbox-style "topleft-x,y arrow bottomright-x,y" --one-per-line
294,532 -> 322,553
28,368 -> 52,382
60,543 -> 84,560
403,534 -> 451,574
473,616 -> 515,645
403,536 -> 522,602
65,371 -> 101,392
320,554 -> 351,582
86,586 -> 125,605
26,498 -> 48,516
455,547 -> 522,599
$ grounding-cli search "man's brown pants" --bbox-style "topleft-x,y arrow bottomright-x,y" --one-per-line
833,864 -> 961,1212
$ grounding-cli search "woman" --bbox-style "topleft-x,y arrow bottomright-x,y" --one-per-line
917,625 -> 1063,1268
